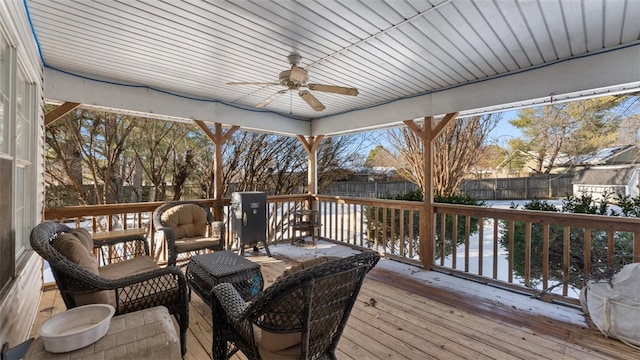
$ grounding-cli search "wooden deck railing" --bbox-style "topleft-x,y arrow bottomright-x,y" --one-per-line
44,194 -> 640,304
43,195 -> 310,263
313,195 -> 640,304
314,195 -> 423,263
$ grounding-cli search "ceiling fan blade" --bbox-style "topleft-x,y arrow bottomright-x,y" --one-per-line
299,90 -> 325,111
307,83 -> 359,96
256,90 -> 287,109
227,82 -> 280,86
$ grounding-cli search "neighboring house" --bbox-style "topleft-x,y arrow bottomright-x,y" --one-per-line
567,144 -> 640,200
567,144 -> 639,166
572,165 -> 640,200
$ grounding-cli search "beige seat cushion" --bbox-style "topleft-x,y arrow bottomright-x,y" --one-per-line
255,325 -> 301,360
160,203 -> 208,239
277,256 -> 340,281
256,256 -> 340,354
52,229 -> 110,305
174,236 -> 221,253
99,256 -> 159,279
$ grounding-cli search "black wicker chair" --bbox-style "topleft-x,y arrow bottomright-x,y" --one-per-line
30,222 -> 190,356
153,201 -> 224,267
211,251 -> 380,360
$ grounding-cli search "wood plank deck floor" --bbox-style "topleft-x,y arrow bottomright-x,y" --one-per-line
32,253 -> 640,359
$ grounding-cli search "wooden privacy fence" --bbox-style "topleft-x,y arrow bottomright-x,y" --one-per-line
459,174 -> 574,200
44,194 -> 640,304
320,181 -> 420,198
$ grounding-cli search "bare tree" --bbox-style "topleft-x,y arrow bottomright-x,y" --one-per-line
191,130 -> 367,197
45,109 -> 136,205
386,114 -> 500,196
510,96 -> 632,173
127,119 -> 192,201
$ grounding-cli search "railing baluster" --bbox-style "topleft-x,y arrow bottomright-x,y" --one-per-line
452,215 -> 458,270
524,221 -> 531,287
399,209 -> 405,257
390,208 -> 396,255
464,216 -> 470,273
563,227 -> 570,296
339,202 -> 344,242
584,228 -> 592,276
408,210 -> 414,259
478,217 -> 483,276
439,213 -> 445,266
493,217 -> 498,280
608,230 -> 614,265
359,204 -> 364,247
542,223 -> 550,291
635,230 -> 640,263
346,202 -> 352,244
374,204 -> 379,251
508,220 -> 514,284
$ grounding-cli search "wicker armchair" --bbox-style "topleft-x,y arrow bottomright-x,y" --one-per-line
153,201 -> 224,267
30,222 -> 189,356
211,251 -> 380,360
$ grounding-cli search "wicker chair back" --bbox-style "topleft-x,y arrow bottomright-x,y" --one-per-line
211,251 -> 380,359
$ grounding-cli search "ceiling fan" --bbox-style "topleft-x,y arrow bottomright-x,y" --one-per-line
227,54 -> 359,111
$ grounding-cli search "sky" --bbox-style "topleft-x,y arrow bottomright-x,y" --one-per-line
358,108 -> 525,156
489,109 -> 523,146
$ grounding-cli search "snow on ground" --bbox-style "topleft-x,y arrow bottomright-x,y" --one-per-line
267,238 -> 588,327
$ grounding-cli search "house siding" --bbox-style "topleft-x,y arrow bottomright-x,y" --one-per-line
572,166 -> 640,200
0,1 -> 45,349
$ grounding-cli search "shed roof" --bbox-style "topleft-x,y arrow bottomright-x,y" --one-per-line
572,166 -> 640,186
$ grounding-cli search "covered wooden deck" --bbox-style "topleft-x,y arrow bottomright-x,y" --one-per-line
32,252 -> 639,360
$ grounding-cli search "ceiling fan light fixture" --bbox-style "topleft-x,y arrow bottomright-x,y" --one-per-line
279,70 -> 306,86
289,67 -> 308,83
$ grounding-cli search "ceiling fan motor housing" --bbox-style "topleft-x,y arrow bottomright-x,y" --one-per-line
279,67 -> 308,86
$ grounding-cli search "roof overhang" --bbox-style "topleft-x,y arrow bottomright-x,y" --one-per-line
45,43 -> 640,136
27,0 -> 640,137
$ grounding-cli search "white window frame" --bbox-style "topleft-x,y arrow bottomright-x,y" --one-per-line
0,29 -> 10,158
0,25 -> 38,265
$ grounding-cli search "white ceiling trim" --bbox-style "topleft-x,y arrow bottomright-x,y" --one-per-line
44,68 -> 310,136
313,44 -> 640,136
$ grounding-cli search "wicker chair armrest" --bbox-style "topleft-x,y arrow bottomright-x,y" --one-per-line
68,265 -> 186,292
94,235 -> 150,262
155,225 -> 176,242
212,283 -> 249,321
106,266 -> 187,290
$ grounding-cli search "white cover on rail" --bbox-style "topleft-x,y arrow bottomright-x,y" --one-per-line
581,263 -> 640,349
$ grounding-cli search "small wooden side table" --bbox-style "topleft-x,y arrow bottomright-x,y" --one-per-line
291,209 -> 322,246
24,306 -> 181,360
92,228 -> 147,241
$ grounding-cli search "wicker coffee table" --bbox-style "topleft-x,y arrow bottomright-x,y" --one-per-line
186,251 -> 263,305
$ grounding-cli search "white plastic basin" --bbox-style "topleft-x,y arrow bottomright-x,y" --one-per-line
38,304 -> 115,353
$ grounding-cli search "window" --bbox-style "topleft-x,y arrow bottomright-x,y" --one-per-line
0,27 -> 38,290
0,31 -> 8,155
16,69 -> 31,161
0,29 -> 11,292
13,67 -> 35,261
